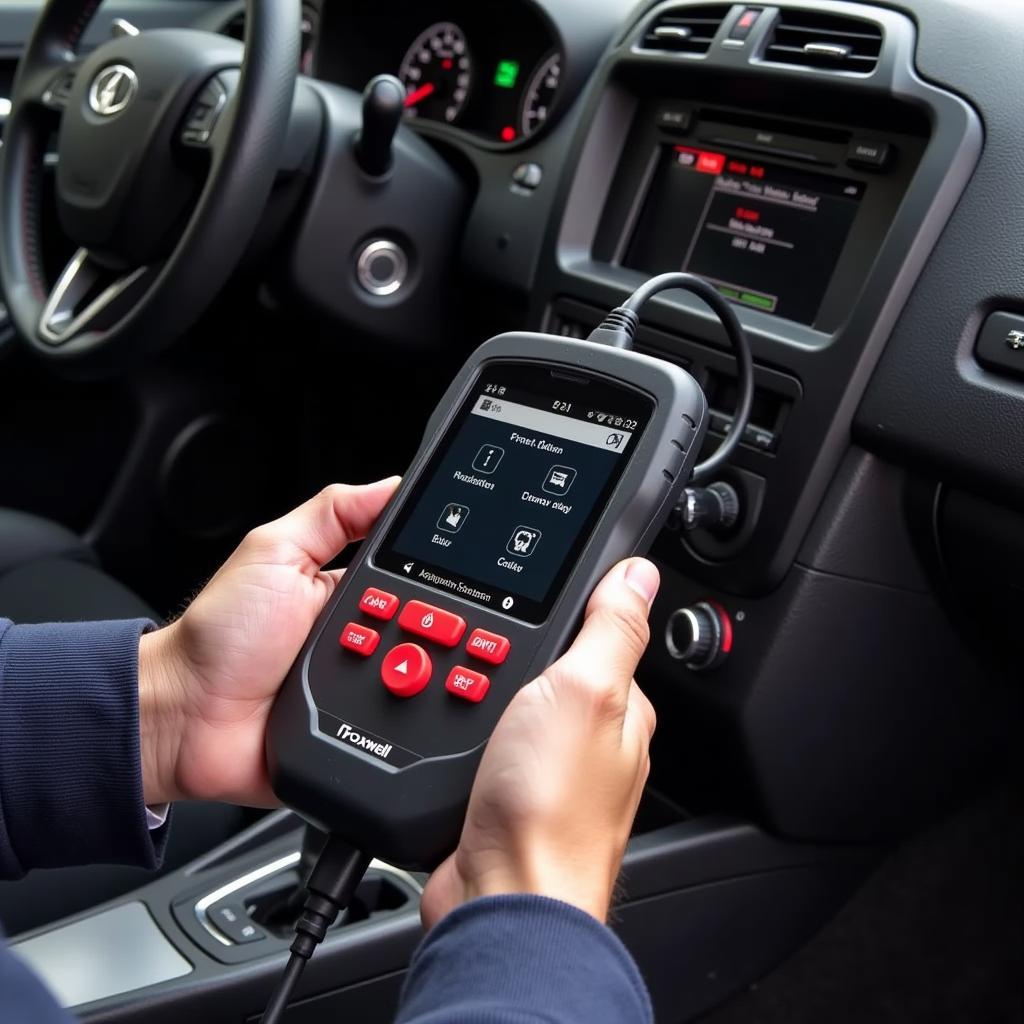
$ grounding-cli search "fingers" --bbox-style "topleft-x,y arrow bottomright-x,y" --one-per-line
545,558 -> 660,718
246,478 -> 400,568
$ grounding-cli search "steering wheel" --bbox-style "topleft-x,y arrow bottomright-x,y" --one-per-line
0,0 -> 298,373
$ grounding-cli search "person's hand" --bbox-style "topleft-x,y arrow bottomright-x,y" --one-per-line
137,478 -> 400,808
420,557 -> 659,927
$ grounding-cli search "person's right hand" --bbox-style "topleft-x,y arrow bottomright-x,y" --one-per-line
420,557 -> 659,927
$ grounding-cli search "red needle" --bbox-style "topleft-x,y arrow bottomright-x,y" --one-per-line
404,82 -> 435,108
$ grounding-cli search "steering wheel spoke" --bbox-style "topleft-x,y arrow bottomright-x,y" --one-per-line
38,249 -> 151,345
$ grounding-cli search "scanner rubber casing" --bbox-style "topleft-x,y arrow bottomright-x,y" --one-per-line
267,332 -> 707,869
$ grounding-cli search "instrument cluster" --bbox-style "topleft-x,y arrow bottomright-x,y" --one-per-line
315,0 -> 565,147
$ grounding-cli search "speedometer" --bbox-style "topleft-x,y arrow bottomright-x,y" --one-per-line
399,22 -> 472,125
520,52 -> 561,138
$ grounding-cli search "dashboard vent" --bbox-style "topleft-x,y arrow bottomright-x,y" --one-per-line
640,5 -> 731,56
764,10 -> 882,73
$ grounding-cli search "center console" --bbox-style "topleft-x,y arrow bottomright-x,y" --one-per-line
524,0 -> 1009,848
11,805 -> 874,1023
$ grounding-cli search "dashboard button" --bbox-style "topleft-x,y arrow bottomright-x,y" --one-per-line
209,903 -> 265,944
847,139 -> 891,170
466,629 -> 510,665
512,162 -> 543,189
381,643 -> 432,698
976,311 -> 1024,380
359,587 -> 400,620
398,601 -> 466,646
339,622 -> 381,656
656,108 -> 692,134
445,666 -> 490,703
727,7 -> 762,41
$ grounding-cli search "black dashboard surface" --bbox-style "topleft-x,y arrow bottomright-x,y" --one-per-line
854,1 -> 1024,506
0,1 -> 1021,511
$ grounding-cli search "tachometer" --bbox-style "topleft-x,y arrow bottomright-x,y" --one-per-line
520,52 -> 561,138
399,22 -> 472,125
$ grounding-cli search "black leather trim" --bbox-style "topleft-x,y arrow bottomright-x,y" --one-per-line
0,509 -> 94,576
0,556 -> 157,623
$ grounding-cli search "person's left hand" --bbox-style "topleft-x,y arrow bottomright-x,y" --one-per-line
138,478 -> 400,808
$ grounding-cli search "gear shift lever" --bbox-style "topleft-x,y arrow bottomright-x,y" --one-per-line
354,74 -> 405,177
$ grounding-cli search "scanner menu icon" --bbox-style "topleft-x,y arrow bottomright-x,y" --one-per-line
437,503 -> 469,533
472,444 -> 504,474
507,526 -> 542,557
542,465 -> 577,495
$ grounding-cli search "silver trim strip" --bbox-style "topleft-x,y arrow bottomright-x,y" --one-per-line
38,248 -> 147,345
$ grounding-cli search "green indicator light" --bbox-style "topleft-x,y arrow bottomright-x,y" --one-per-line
718,287 -> 741,300
740,291 -> 776,310
494,60 -> 520,89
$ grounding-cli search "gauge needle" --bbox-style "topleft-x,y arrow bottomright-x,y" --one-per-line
404,82 -> 435,108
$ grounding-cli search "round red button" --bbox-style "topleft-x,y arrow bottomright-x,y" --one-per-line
380,643 -> 432,698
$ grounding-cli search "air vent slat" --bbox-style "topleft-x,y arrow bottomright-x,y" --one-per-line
772,24 -> 882,42
763,10 -> 882,74
640,4 -> 731,56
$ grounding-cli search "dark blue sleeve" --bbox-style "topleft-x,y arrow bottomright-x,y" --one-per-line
0,618 -> 167,880
395,894 -> 653,1024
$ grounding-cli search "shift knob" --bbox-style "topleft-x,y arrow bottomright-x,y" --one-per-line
355,74 -> 405,177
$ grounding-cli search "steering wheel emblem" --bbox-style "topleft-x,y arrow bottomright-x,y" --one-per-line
88,64 -> 138,117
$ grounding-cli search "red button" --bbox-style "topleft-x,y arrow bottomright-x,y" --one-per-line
465,628 -> 510,665
398,600 -> 466,647
445,666 -> 490,703
339,622 -> 380,656
380,643 -> 432,698
695,150 -> 726,175
359,587 -> 400,621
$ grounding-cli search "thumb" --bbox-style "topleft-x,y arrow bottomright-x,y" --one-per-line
250,478 -> 401,568
546,558 -> 659,716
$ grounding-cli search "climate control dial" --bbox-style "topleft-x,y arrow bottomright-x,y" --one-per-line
666,601 -> 732,671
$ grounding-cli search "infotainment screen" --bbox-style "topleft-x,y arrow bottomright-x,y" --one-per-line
624,145 -> 865,325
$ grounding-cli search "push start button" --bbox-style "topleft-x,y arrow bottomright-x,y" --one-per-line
356,239 -> 408,297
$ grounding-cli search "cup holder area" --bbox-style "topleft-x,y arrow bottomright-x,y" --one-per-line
173,850 -> 422,964
246,868 -> 413,939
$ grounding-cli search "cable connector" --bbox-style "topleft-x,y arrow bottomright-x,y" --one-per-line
261,834 -> 370,1024
667,481 -> 740,535
586,306 -> 640,350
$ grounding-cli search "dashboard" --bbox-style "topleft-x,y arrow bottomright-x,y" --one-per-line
313,0 -> 566,147
0,1 -> 1020,1021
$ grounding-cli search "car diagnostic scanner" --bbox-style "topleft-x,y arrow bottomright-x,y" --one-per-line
260,273 -> 753,1024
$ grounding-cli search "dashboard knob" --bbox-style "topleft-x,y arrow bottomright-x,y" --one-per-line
665,601 -> 732,671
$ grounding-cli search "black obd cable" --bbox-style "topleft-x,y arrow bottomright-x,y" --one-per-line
260,836 -> 370,1024
587,272 -> 754,530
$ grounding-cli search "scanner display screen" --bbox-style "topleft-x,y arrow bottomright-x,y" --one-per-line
375,361 -> 653,624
